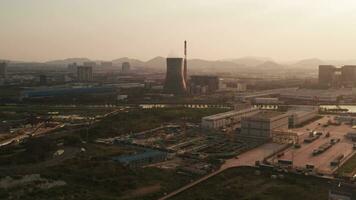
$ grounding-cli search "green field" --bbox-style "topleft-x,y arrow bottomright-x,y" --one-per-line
83,107 -> 229,140
0,107 -> 229,200
0,140 -> 198,200
337,153 -> 356,177
171,167 -> 330,200
0,105 -> 116,117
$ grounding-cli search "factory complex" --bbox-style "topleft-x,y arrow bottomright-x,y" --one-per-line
3,40 -> 356,200
239,111 -> 290,142
201,107 -> 259,129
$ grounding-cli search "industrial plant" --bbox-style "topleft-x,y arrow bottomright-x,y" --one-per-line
2,1 -> 356,198
2,41 -> 356,200
164,41 -> 189,95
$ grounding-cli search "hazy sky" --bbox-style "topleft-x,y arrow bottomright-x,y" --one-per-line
2,0 -> 356,62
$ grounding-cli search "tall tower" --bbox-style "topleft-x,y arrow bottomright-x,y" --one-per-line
184,40 -> 187,85
318,65 -> 336,86
164,58 -> 187,95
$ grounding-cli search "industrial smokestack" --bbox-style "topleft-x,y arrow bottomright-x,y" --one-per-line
164,58 -> 187,95
184,40 -> 187,85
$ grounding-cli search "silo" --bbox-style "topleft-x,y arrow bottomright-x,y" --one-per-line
164,58 -> 187,95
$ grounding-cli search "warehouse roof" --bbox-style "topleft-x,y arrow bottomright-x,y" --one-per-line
243,111 -> 287,121
202,107 -> 259,121
112,150 -> 167,164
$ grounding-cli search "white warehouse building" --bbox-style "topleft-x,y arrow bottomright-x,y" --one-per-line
287,106 -> 319,128
201,107 -> 260,129
254,97 -> 280,104
239,111 -> 290,142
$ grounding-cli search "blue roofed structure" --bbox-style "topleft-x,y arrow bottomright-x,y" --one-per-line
112,149 -> 168,167
21,86 -> 116,99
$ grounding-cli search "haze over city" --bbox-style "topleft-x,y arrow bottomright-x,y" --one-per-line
1,1 -> 356,200
2,0 -> 356,61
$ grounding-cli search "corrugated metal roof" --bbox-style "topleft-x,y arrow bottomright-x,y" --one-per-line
112,150 -> 167,163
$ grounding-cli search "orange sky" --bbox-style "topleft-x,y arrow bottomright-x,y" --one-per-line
1,0 -> 356,62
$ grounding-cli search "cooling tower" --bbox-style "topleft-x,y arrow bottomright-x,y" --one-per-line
184,40 -> 187,84
164,58 -> 187,95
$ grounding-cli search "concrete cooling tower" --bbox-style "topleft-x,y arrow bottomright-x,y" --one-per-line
164,58 -> 187,95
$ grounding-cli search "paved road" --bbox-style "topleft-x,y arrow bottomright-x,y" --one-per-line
0,123 -> 63,147
276,116 -> 355,174
158,143 -> 285,200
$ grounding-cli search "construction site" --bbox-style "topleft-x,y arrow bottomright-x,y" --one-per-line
91,103 -> 356,181
97,122 -> 261,175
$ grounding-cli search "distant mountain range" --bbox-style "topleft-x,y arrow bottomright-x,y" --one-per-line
223,56 -> 272,66
288,58 -> 324,69
5,56 -> 356,72
45,58 -> 92,66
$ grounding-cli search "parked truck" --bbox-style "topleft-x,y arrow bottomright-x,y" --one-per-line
312,142 -> 333,156
304,135 -> 319,143
278,159 -> 293,166
330,154 -> 344,166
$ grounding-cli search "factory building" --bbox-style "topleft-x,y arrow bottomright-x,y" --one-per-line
335,116 -> 356,125
0,62 -> 7,85
83,61 -> 96,67
239,111 -> 289,142
219,79 -> 247,92
21,86 -> 116,99
39,75 -> 47,86
319,65 -> 356,87
101,61 -> 113,67
280,88 -> 354,103
112,149 -> 168,168
341,65 -> 356,86
346,132 -> 356,141
319,65 -> 337,86
67,63 -> 78,76
287,106 -> 318,128
253,97 -> 280,104
201,107 -> 260,129
77,66 -> 93,82
236,88 -> 297,102
0,62 -> 7,78
190,75 -> 219,94
122,62 -> 131,73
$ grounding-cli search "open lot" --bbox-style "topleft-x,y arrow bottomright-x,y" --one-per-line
271,116 -> 356,174
170,167 -> 329,200
0,107 -> 232,200
337,152 -> 356,178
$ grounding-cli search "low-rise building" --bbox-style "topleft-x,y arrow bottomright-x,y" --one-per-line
77,66 -> 93,82
335,116 -> 356,125
287,106 -> 318,128
122,62 -> 131,73
0,62 -> 7,79
239,111 -> 289,142
280,88 -> 355,103
253,97 -> 280,104
21,86 -> 116,99
219,79 -> 247,92
112,149 -> 168,168
236,88 -> 297,102
201,107 -> 260,129
190,75 -> 219,94
346,132 -> 356,141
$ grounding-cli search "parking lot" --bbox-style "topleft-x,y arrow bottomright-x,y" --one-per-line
271,115 -> 356,174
